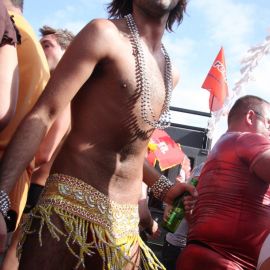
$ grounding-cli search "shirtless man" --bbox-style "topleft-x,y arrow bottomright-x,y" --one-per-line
0,1 -> 196,269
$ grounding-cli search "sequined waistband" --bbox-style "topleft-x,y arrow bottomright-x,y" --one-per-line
38,173 -> 140,238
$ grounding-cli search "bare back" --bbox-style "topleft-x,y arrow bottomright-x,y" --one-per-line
49,18 -> 176,204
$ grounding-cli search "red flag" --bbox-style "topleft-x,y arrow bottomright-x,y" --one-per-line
202,47 -> 228,112
147,129 -> 185,171
146,150 -> 156,167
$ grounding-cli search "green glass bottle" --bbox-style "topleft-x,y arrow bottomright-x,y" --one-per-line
162,178 -> 198,233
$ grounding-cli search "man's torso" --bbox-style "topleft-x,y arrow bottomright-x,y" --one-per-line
189,132 -> 270,269
51,18 -> 173,204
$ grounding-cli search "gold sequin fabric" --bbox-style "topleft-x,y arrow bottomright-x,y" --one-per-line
18,174 -> 165,270
39,174 -> 140,239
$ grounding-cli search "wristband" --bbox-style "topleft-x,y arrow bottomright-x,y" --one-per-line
151,175 -> 173,201
0,190 -> 11,217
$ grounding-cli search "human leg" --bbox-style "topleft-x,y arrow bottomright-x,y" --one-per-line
19,211 -> 83,270
19,174 -> 164,270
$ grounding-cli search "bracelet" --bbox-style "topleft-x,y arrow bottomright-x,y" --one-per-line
151,175 -> 173,201
0,190 -> 11,217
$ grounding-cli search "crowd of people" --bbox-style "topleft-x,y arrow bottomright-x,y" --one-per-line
0,0 -> 270,270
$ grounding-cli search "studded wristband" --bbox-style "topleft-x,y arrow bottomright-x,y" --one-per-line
0,190 -> 11,217
151,175 -> 173,201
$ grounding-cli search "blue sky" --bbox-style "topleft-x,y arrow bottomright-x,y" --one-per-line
24,0 -> 270,144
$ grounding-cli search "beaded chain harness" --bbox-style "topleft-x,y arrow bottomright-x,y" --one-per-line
125,14 -> 172,129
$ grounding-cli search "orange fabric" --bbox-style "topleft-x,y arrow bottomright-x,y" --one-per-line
0,12 -> 49,148
201,47 -> 228,112
0,12 -> 49,227
185,132 -> 270,269
8,168 -> 31,228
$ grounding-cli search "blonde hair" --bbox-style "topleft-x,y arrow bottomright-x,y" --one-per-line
39,25 -> 74,50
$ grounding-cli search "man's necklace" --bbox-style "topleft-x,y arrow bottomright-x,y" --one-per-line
125,14 -> 172,129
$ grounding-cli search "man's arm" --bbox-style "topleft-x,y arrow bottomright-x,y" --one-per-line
236,133 -> 270,184
138,183 -> 160,238
34,104 -> 71,167
0,19 -> 114,195
0,43 -> 18,131
252,149 -> 270,184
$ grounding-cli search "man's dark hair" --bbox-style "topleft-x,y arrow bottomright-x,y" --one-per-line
39,25 -> 74,50
107,0 -> 187,32
10,0 -> 23,11
228,95 -> 270,125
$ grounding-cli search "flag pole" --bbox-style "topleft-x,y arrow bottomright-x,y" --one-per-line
209,94 -> 214,113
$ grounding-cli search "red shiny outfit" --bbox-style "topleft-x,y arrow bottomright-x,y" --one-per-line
177,132 -> 270,270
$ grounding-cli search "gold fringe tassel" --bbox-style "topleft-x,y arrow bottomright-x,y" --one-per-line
18,205 -> 165,270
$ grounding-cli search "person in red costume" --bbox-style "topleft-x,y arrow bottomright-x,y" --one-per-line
177,95 -> 270,270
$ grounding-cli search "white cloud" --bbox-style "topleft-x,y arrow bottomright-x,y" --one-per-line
37,1 -> 107,34
244,55 -> 270,98
192,0 -> 254,40
25,0 -> 270,145
62,21 -> 86,34
163,35 -> 196,64
166,0 -> 269,127
163,35 -> 209,113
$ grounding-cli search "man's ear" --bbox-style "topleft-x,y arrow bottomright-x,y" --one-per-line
245,110 -> 255,126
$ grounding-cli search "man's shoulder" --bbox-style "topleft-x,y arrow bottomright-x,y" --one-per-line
237,132 -> 269,143
232,132 -> 270,152
83,18 -> 122,39
221,131 -> 268,143
235,132 -> 270,161
76,18 -> 127,58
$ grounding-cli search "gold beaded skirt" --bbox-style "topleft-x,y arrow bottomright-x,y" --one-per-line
18,174 -> 165,270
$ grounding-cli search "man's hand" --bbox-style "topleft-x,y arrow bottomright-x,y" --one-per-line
163,181 -> 198,206
163,189 -> 198,224
0,213 -> 7,252
183,195 -> 197,223
163,203 -> 173,222
147,220 -> 161,239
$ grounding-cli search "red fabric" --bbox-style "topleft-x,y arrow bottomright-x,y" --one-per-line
146,151 -> 156,166
148,129 -> 185,171
202,47 -> 228,112
184,132 -> 270,270
177,244 -> 243,270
